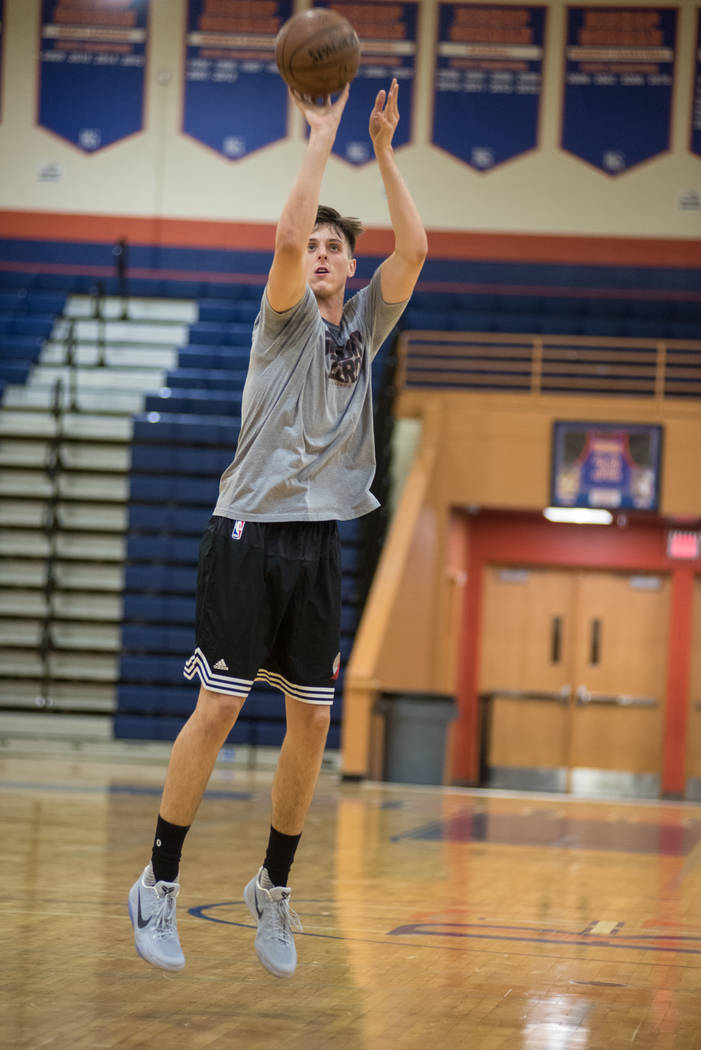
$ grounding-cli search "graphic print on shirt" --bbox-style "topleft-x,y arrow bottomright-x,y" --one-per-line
325,328 -> 363,386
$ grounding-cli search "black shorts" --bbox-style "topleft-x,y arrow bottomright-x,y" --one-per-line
184,516 -> 342,705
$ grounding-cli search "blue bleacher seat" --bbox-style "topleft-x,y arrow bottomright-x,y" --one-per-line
0,362 -> 31,383
670,301 -> 701,321
129,475 -> 215,505
542,297 -> 587,316
187,321 -> 252,346
177,346 -> 251,370
668,320 -> 701,340
578,317 -> 626,337
144,390 -> 242,417
128,504 -> 210,535
622,319 -> 670,339
165,368 -> 248,391
124,564 -> 197,594
130,443 -> 232,475
132,413 -> 238,445
126,535 -> 199,563
197,300 -> 259,324
540,316 -> 579,335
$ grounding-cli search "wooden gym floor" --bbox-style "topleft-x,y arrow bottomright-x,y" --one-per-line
3,743 -> 701,1050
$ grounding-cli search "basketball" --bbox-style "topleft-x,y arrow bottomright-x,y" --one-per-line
275,8 -> 360,99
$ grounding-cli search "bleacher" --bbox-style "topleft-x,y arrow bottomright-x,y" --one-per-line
0,279 -> 190,739
404,290 -> 701,341
0,289 -> 66,398
399,287 -> 701,398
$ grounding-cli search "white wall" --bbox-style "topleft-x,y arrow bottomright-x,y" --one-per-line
1,0 -> 699,239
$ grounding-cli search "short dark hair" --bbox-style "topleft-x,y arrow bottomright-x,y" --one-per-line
314,205 -> 364,255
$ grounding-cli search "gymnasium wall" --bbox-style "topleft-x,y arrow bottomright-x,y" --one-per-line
0,0 -> 699,247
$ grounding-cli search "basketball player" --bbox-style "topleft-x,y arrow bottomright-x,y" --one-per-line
128,79 -> 427,977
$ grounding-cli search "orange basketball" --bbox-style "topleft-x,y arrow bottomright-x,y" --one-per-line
275,8 -> 360,99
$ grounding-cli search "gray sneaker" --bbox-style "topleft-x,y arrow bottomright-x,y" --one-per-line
128,865 -> 185,972
243,867 -> 302,978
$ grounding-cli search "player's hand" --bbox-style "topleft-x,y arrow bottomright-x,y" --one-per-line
369,78 -> 399,152
291,83 -> 350,139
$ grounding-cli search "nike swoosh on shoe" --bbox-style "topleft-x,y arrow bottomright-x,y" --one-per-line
137,887 -> 151,929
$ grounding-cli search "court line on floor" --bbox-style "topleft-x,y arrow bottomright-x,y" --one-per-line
189,902 -> 701,958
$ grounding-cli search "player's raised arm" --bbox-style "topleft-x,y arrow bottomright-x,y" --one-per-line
266,87 -> 350,314
370,79 -> 428,304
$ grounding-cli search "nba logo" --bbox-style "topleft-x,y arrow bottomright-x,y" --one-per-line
232,520 -> 245,540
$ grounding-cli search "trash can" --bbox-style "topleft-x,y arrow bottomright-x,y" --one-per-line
376,691 -> 457,785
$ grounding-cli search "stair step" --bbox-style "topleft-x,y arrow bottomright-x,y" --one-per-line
31,365 -> 166,392
0,501 -> 127,531
0,679 -> 115,709
0,410 -> 131,441
0,559 -> 124,591
0,470 -> 128,502
0,438 -> 130,472
52,317 -> 190,346
0,529 -> 125,561
64,295 -> 198,324
3,384 -> 143,415
40,342 -> 178,370
0,589 -> 123,620
0,649 -> 118,681
0,619 -> 121,651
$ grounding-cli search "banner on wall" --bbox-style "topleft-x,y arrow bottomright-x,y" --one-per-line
692,8 -> 701,158
431,3 -> 547,171
311,1 -> 417,166
183,0 -> 292,160
561,6 -> 677,176
38,0 -> 149,152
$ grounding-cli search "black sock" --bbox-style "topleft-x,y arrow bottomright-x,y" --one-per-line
263,825 -> 301,887
151,814 -> 190,883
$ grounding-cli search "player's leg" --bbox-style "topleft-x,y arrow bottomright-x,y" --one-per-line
160,685 -> 245,826
272,695 -> 331,837
127,685 -> 245,972
245,521 -> 340,977
129,516 -> 266,972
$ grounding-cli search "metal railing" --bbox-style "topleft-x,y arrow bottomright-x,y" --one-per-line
397,331 -> 701,399
36,375 -> 67,708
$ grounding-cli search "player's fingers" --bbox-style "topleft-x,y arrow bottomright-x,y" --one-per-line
373,89 -> 386,113
389,79 -> 399,117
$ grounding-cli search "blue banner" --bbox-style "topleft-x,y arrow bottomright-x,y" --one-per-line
316,0 -> 418,165
431,3 -> 546,171
692,9 -> 701,158
183,0 -> 292,160
562,6 -> 677,176
38,0 -> 149,152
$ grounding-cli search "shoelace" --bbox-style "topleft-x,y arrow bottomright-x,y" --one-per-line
271,897 -> 303,944
153,889 -> 178,939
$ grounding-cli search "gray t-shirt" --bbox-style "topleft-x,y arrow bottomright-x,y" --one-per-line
212,268 -> 408,522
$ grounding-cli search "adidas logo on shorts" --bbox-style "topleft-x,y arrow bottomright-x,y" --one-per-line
213,659 -> 229,671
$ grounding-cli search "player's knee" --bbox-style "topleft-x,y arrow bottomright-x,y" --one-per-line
298,702 -> 331,738
196,687 -> 245,729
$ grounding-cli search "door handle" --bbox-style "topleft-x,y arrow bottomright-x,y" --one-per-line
576,685 -> 658,709
480,688 -> 570,705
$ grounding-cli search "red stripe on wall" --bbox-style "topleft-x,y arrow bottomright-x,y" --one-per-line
0,209 -> 698,267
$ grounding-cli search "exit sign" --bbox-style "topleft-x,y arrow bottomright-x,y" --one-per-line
667,530 -> 701,560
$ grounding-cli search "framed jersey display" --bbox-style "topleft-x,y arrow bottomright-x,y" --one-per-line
551,421 -> 663,511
